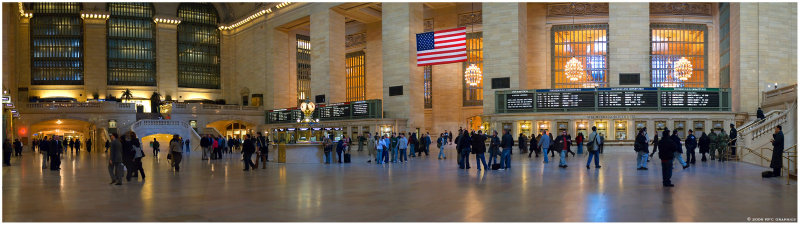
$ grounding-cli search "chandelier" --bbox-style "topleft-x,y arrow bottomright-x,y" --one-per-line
673,57 -> 693,81
564,57 -> 585,82
464,63 -> 482,87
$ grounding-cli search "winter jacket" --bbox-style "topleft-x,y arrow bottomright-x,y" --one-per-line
538,134 -> 550,149
698,133 -> 710,154
684,134 -> 697,152
500,133 -> 514,149
634,133 -> 648,152
657,132 -> 676,160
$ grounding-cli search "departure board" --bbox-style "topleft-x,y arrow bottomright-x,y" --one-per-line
535,89 -> 595,108
506,92 -> 534,109
318,104 -> 350,119
660,90 -> 720,107
598,88 -> 658,107
352,101 -> 370,116
268,110 -> 295,123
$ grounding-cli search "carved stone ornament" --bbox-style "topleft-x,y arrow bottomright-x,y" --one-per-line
345,32 -> 366,48
547,3 -> 609,17
650,3 -> 712,16
458,11 -> 481,28
424,18 -> 434,32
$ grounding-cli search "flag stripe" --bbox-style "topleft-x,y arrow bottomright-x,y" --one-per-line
416,27 -> 468,66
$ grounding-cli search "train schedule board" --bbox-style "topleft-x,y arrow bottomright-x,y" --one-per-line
660,88 -> 720,108
535,89 -> 595,108
597,87 -> 658,107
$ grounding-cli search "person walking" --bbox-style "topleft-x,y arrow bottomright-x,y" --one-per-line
685,129 -> 697,164
108,133 -> 124,185
437,133 -> 447,160
472,130 -> 488,170
538,131 -> 551,163
168,135 -> 183,171
152,138 -> 160,157
698,131 -> 710,162
585,127 -> 601,169
499,129 -> 513,170
227,136 -> 235,154
75,139 -> 81,152
131,133 -> 145,180
649,132 -> 660,159
528,134 -> 538,158
658,129 -> 677,187
554,130 -> 571,168
488,131 -> 500,166
13,138 -> 22,157
757,107 -> 766,121
635,128 -> 649,170
767,125 -> 784,177
422,132 -> 431,156
40,136 -> 49,169
397,133 -> 408,163
576,133 -> 585,155
671,130 -> 689,169
518,133 -> 527,154
68,138 -> 75,152
86,138 -> 92,153
125,132 -> 143,181
259,134 -> 270,168
242,134 -> 257,170
408,133 -> 417,158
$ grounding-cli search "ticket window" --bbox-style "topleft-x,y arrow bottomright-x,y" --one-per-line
693,121 -> 705,134
594,121 -> 608,138
615,120 -> 628,140
576,121 -> 588,137
635,121 -> 647,134
297,128 -> 311,142
351,126 -> 358,139
537,121 -> 550,136
502,123 -> 512,133
712,121 -> 723,132
519,121 -> 532,137
557,122 -> 568,136
655,121 -> 667,134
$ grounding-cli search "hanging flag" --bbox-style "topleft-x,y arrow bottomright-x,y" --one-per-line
416,27 -> 467,66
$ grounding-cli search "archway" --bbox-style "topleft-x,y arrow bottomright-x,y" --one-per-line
140,133 -> 178,156
30,119 -> 95,152
206,120 -> 257,139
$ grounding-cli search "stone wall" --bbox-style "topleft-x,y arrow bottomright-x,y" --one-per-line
608,3 -> 650,87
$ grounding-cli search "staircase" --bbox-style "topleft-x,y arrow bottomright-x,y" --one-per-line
130,119 -> 202,151
737,84 -> 797,180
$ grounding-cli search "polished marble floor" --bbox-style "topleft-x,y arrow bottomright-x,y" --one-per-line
3,145 -> 796,222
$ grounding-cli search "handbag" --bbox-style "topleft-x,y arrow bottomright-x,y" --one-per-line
134,146 -> 144,158
167,152 -> 172,160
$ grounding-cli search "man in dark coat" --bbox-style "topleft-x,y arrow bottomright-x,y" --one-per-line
49,137 -> 62,170
685,129 -> 698,164
472,130 -> 488,170
768,125 -> 784,177
488,131 -> 500,166
242,134 -> 257,171
671,130 -> 689,169
757,107 -> 765,121
500,129 -> 514,170
729,124 -> 738,156
635,129 -> 649,170
86,138 -> 92,153
3,139 -> 11,166
108,133 -> 124,185
13,139 -> 22,157
658,129 -> 677,187
698,131 -> 710,162
518,133 -> 527,154
458,131 -> 472,169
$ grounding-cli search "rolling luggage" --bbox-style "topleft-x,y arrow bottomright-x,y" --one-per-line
491,163 -> 501,170
344,153 -> 351,163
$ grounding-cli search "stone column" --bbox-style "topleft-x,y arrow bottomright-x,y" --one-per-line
381,3 -> 424,130
609,3 -> 650,87
155,22 -> 178,101
482,3 -> 527,114
82,17 -> 107,101
310,6 -> 345,104
527,3 -> 547,89
364,21 -> 383,101
430,6 -> 462,133
266,27 -> 295,109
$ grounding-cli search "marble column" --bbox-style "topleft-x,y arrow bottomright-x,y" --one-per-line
482,3 -> 527,114
609,3 -> 650,87
381,3 -> 424,130
83,17 -> 107,102
310,6 -> 345,104
156,22 -> 178,101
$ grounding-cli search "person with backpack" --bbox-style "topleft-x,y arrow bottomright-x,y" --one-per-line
634,128 -> 649,170
585,126 -> 602,169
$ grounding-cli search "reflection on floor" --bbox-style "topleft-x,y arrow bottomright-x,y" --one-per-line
2,145 -> 796,222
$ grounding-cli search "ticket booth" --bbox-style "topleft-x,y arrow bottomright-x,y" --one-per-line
576,121 -> 589,137
614,120 -> 628,140
655,121 -> 667,134
519,121 -> 532,137
297,127 -> 312,143
311,127 -> 323,142
502,123 -> 512,133
286,128 -> 298,144
693,121 -> 705,134
379,125 -> 393,137
594,121 -> 608,138
635,121 -> 647,133
536,121 -> 550,135
557,121 -> 568,136
674,121 -> 686,139
712,121 -> 724,132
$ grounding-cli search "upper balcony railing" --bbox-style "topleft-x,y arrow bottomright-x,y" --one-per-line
170,103 -> 263,115
21,101 -> 135,113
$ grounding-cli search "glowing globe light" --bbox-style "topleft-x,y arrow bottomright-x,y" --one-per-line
673,57 -> 693,81
464,64 -> 482,87
564,57 -> 586,82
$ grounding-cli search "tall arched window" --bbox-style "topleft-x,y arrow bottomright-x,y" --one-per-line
30,3 -> 83,85
462,32 -> 483,106
177,3 -> 220,89
650,23 -> 707,87
107,3 -> 156,86
551,24 -> 609,88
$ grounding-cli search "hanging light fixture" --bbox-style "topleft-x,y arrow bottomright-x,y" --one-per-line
673,57 -> 693,81
464,64 -> 482,87
463,2 -> 482,87
563,9 -> 586,84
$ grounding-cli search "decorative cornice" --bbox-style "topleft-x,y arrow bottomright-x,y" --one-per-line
219,2 -> 292,31
345,32 -> 366,48
154,16 -> 181,25
80,10 -> 110,20
547,3 -> 609,17
424,18 -> 434,32
457,11 -> 481,28
650,3 -> 712,16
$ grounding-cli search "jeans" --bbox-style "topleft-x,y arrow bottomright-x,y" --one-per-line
475,153 -> 487,170
488,151 -> 497,165
636,151 -> 648,168
438,146 -> 445,159
383,149 -> 389,163
542,148 -> 549,163
559,150 -> 567,166
424,145 -> 430,156
501,148 -> 511,169
409,144 -> 415,157
661,159 -> 674,185
585,151 -> 599,167
674,152 -> 687,167
399,149 -> 407,162
577,143 -> 584,154
202,146 -> 211,159
376,148 -> 383,164
392,147 -> 398,162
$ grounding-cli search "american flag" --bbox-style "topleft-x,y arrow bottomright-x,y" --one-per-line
416,27 -> 467,66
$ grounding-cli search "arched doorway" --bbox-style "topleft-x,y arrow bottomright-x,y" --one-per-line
224,122 -> 248,139
30,119 -> 95,152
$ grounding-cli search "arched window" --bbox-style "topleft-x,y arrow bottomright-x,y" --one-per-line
225,122 -> 248,139
107,3 -> 156,86
650,23 -> 707,88
551,24 -> 609,88
462,32 -> 483,106
30,3 -> 83,85
177,3 -> 220,89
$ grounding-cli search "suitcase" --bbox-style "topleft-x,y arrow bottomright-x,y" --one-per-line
762,171 -> 775,177
344,153 -> 351,163
491,163 -> 501,170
